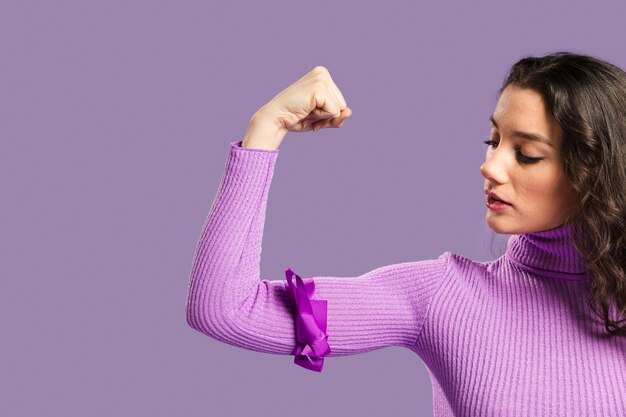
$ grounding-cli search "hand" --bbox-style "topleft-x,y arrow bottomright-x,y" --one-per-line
256,66 -> 352,133
242,66 -> 352,150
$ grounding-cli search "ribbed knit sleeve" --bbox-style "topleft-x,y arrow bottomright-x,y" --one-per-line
185,140 -> 450,368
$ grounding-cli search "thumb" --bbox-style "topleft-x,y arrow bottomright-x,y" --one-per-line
310,106 -> 341,120
309,92 -> 341,119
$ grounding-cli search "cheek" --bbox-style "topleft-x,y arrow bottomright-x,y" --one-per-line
520,168 -> 567,207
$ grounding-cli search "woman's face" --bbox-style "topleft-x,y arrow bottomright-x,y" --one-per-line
480,84 -> 579,235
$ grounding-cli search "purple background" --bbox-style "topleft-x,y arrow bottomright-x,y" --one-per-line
2,1 -> 624,416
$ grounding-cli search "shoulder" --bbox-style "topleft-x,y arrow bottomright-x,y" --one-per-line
439,251 -> 497,277
358,251 -> 496,287
375,251 -> 487,277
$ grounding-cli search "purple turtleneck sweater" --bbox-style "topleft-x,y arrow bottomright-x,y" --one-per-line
185,140 -> 626,417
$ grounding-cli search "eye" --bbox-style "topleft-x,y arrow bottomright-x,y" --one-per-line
482,140 -> 543,164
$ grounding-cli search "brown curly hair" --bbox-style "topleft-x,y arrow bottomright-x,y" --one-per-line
498,51 -> 626,336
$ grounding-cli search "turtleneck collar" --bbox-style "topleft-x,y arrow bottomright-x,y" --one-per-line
504,223 -> 591,281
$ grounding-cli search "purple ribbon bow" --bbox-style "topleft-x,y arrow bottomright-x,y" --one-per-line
284,268 -> 331,372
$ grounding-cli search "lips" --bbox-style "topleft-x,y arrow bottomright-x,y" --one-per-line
485,190 -> 511,205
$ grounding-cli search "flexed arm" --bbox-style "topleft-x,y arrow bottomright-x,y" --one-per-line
185,140 -> 450,372
185,66 -> 449,372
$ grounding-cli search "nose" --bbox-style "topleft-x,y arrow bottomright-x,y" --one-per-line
480,147 -> 508,184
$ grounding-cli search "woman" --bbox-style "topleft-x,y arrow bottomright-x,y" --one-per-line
185,51 -> 626,416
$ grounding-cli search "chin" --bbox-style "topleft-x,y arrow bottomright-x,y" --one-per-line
486,214 -> 563,235
486,216 -> 528,235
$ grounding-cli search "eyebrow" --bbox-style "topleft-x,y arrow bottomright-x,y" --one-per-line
489,115 -> 555,148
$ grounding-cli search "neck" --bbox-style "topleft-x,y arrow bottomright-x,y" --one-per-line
504,223 -> 591,281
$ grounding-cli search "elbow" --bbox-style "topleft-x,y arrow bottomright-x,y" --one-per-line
185,291 -> 208,333
185,297 -> 213,334
184,272 -> 215,333
185,297 -> 201,332
184,269 -> 248,337
185,301 -> 199,331
185,295 -> 234,338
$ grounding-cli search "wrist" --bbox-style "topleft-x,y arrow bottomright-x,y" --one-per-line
242,109 -> 288,150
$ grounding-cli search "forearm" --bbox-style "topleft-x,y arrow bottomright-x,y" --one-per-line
185,141 -> 282,340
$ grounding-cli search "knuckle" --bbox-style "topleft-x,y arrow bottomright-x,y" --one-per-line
313,65 -> 328,74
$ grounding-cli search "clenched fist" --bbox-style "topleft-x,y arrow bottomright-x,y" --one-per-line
242,66 -> 352,150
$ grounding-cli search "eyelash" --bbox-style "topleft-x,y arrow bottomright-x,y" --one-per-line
482,140 -> 543,164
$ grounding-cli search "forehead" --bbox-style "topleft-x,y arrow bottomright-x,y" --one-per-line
493,85 -> 564,145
